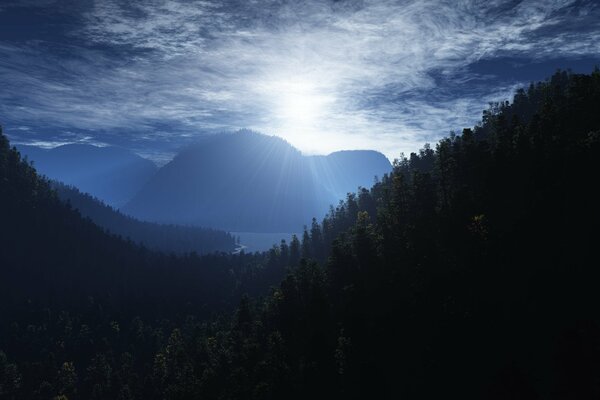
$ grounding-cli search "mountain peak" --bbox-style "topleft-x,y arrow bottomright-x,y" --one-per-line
123,132 -> 391,232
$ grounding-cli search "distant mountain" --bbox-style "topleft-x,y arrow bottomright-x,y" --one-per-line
307,150 -> 391,199
122,131 -> 391,232
52,181 -> 236,254
123,132 -> 331,232
17,143 -> 157,207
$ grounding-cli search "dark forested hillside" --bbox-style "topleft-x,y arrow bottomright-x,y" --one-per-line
210,69 -> 597,399
52,182 -> 236,254
0,133 -> 289,399
1,69 -> 599,399
16,143 -> 157,208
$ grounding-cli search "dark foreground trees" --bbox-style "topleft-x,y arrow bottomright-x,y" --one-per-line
1,69 -> 599,399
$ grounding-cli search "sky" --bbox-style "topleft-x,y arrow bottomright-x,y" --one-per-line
0,0 -> 599,163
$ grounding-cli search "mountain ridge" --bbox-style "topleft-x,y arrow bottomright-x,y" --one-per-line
52,181 -> 236,254
122,131 -> 392,232
16,143 -> 157,208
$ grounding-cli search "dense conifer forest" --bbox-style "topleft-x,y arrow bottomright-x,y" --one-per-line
1,69 -> 599,399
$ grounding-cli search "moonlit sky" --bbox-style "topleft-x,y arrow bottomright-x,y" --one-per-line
1,0 -> 599,163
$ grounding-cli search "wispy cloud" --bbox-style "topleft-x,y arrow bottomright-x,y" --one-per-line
1,0 -> 599,160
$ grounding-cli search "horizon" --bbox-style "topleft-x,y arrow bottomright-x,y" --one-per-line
14,129 -> 397,165
1,0 -> 599,162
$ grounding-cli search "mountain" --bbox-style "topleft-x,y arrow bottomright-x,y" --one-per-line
307,150 -> 391,199
16,143 -> 157,207
122,132 -> 391,232
52,181 -> 236,254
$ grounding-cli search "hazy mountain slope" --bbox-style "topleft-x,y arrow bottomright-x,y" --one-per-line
307,150 -> 391,199
17,143 -> 157,207
52,181 -> 236,254
123,132 -> 337,232
123,132 -> 391,232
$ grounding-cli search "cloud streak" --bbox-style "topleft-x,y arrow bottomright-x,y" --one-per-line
1,0 -> 599,160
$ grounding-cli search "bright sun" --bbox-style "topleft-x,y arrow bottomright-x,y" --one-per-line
271,79 -> 332,128
280,83 -> 321,125
256,77 -> 337,152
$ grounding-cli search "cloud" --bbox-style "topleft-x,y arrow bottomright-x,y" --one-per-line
1,0 -> 599,160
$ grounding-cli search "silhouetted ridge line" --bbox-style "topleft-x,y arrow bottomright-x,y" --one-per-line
123,131 -> 392,232
16,143 -> 157,208
52,181 -> 236,254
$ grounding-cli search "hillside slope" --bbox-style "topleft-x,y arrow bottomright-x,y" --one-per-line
52,182 -> 236,254
16,143 -> 157,207
123,132 -> 391,232
307,150 -> 391,199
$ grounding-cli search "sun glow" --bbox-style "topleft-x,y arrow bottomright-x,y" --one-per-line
260,78 -> 333,127
256,77 -> 337,152
277,81 -> 329,126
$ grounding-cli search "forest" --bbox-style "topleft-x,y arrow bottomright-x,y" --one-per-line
0,69 -> 599,399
